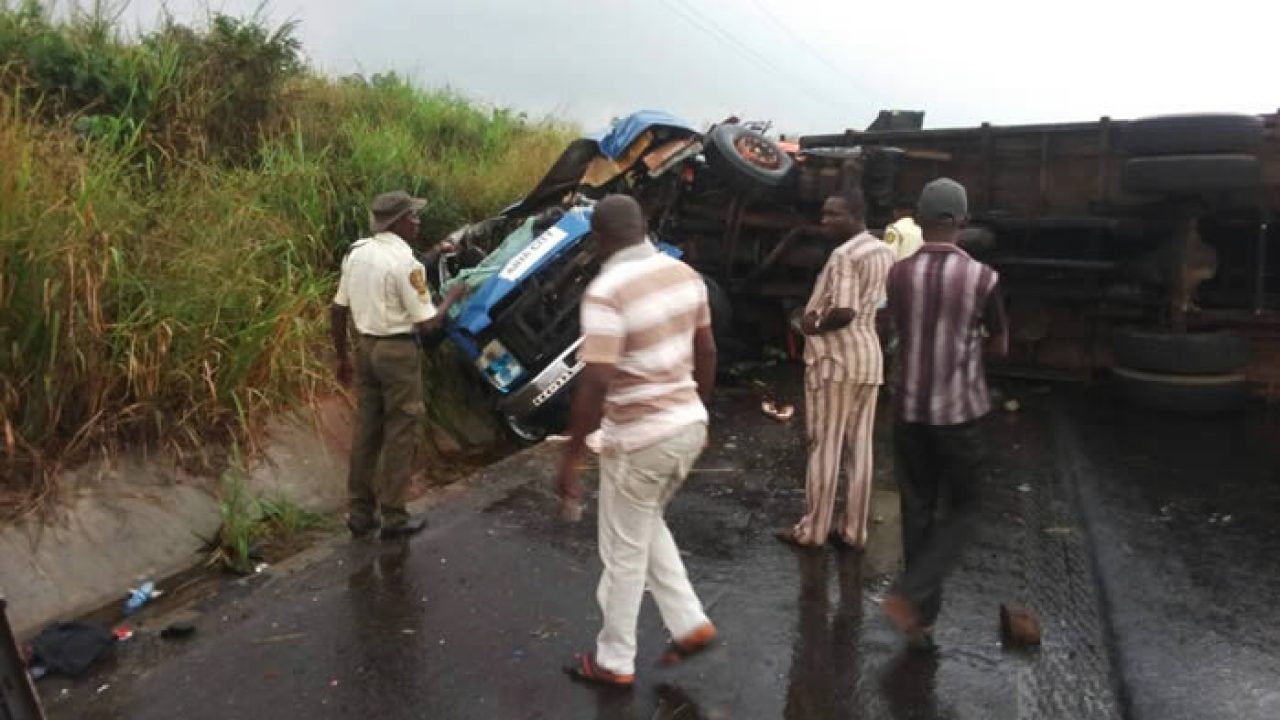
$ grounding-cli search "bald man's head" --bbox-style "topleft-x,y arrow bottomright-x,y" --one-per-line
591,195 -> 647,258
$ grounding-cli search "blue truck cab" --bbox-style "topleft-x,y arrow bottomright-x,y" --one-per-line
443,206 -> 681,441
444,207 -> 594,440
434,109 -> 794,441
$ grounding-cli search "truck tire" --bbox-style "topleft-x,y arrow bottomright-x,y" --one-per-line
502,412 -> 549,445
1112,328 -> 1249,375
1122,114 -> 1264,156
1111,367 -> 1248,414
1122,154 -> 1261,195
705,124 -> 794,190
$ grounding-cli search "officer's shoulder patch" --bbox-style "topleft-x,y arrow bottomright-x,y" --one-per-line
409,267 -> 429,301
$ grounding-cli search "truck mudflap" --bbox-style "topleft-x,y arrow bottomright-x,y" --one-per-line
497,337 -> 585,421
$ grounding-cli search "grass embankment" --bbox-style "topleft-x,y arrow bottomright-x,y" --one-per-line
0,1 -> 574,517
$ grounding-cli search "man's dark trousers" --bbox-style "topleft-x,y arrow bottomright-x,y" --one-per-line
892,418 -> 987,625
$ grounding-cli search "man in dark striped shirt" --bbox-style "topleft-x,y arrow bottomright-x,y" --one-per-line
880,178 -> 1008,649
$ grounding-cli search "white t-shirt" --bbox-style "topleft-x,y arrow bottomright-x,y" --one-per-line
333,232 -> 436,336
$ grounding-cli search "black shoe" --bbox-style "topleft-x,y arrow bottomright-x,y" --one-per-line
907,626 -> 938,653
347,517 -> 378,539
379,514 -> 428,540
828,530 -> 865,553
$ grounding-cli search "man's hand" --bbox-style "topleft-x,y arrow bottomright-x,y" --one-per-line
556,442 -> 586,523
336,356 -> 353,387
437,240 -> 458,256
556,443 -> 586,501
801,311 -> 822,335
330,304 -> 352,387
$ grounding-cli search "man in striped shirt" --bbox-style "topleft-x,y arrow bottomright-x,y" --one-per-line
779,189 -> 896,549
557,195 -> 718,687
880,178 -> 1008,650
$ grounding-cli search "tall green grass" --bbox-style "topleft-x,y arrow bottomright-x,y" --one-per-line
0,2 -> 574,514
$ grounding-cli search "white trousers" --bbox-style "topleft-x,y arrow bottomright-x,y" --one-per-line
595,423 -> 709,676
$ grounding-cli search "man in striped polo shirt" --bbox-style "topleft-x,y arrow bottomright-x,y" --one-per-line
779,189 -> 896,549
880,178 -> 1008,649
557,195 -> 718,687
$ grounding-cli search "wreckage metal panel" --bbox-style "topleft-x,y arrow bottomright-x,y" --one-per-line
593,109 -> 698,159
453,208 -> 594,337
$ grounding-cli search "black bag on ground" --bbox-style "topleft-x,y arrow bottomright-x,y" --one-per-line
30,621 -> 114,677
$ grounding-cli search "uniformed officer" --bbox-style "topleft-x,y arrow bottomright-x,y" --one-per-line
331,191 -> 440,540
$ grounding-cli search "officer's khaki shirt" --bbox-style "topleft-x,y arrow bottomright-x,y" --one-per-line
333,232 -> 437,336
884,217 -> 924,260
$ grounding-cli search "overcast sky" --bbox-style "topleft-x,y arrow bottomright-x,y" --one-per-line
117,0 -> 1277,135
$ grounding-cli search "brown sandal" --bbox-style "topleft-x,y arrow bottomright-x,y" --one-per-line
564,652 -> 634,688
660,623 -> 718,665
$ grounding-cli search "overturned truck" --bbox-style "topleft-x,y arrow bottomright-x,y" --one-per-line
670,111 -> 1279,412
439,109 -> 1279,440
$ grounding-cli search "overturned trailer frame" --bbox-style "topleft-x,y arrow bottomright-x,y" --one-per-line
668,111 -> 1280,407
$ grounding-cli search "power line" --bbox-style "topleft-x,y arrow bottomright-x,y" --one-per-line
747,0 -> 883,107
667,0 -> 855,115
654,0 -> 864,121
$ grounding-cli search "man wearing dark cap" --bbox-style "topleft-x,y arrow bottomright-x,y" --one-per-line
331,190 -> 440,540
557,195 -> 718,688
880,178 -> 1008,649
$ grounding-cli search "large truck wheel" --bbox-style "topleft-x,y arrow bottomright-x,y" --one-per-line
1122,155 -> 1261,196
501,412 -> 549,445
704,124 -> 794,191
1112,328 -> 1249,375
1122,114 -> 1264,156
1111,367 -> 1248,414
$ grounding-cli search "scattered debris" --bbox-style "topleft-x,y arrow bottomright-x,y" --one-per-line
1016,483 -> 1032,493
530,623 -> 557,640
254,563 -> 270,574
999,604 -> 1042,647
329,678 -> 339,687
96,684 -> 110,695
400,629 -> 416,635
761,400 -> 794,422
763,346 -> 788,362
160,623 -> 197,641
253,633 -> 306,645
1043,526 -> 1075,536
124,581 -> 161,615
1003,399 -> 1021,413
112,626 -> 134,642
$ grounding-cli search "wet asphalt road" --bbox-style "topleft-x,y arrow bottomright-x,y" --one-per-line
1057,392 -> 1280,719
36,369 -> 1280,719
